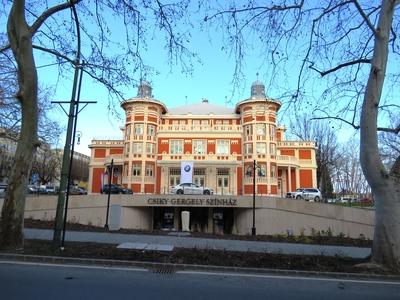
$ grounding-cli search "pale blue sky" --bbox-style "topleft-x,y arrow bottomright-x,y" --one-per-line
12,2 -> 397,156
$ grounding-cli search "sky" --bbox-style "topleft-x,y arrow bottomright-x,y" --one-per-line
36,17 -> 281,156
9,1 -> 395,157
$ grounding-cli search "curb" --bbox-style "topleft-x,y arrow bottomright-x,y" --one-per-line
1,253 -> 399,282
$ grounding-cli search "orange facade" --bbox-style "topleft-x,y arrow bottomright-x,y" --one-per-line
88,81 -> 317,196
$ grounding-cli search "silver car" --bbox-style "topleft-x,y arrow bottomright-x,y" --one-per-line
171,183 -> 214,195
301,188 -> 322,202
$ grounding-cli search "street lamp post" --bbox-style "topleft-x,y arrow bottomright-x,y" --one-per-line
104,159 -> 114,230
252,159 -> 257,236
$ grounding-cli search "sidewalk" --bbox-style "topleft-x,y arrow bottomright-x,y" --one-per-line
24,228 -> 371,259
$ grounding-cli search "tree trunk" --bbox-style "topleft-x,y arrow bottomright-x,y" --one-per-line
359,0 -> 400,271
0,0 -> 38,249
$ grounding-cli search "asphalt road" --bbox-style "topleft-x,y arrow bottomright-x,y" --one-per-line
1,261 -> 399,300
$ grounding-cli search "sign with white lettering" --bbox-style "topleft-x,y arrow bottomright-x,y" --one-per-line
147,197 -> 238,207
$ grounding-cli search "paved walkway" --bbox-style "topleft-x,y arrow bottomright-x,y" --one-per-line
24,228 -> 371,259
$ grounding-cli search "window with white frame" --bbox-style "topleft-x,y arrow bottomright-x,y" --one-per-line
216,140 -> 230,155
146,142 -> 155,154
134,124 -> 143,135
270,165 -> 276,178
270,143 -> 276,155
132,142 -> 143,154
132,163 -> 141,176
256,124 -> 266,135
244,143 -> 253,155
269,125 -> 275,138
124,142 -> 130,156
193,140 -> 206,154
147,124 -> 156,136
170,140 -> 183,154
244,124 -> 252,136
256,143 -> 266,154
258,164 -> 266,177
145,164 -> 154,177
125,124 -> 131,140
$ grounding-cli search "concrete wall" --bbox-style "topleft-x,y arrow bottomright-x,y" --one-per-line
0,195 -> 374,238
235,198 -> 374,238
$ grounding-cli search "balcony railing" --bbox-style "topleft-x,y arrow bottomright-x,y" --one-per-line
277,141 -> 316,147
157,124 -> 242,132
105,154 -> 124,164
158,153 -> 239,162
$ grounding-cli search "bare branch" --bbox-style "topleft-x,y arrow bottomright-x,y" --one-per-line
309,58 -> 371,77
204,0 -> 305,22
311,116 -> 360,130
30,0 -> 82,35
352,0 -> 378,35
32,44 -> 74,64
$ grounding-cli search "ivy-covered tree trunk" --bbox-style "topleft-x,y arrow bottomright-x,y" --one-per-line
0,0 -> 39,249
360,0 -> 400,271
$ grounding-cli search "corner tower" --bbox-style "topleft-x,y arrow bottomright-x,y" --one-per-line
235,80 -> 281,195
121,81 -> 167,193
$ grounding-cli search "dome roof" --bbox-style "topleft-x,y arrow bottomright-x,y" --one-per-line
251,80 -> 266,99
137,81 -> 153,98
168,99 -> 234,115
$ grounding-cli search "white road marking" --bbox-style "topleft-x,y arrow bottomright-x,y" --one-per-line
177,270 -> 400,286
1,260 -> 399,286
0,260 -> 147,272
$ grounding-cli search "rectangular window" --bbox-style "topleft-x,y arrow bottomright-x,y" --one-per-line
132,164 -> 141,176
134,124 -> 143,135
244,125 -> 252,136
132,142 -> 143,154
145,164 -> 154,177
201,120 -> 209,125
216,140 -> 229,155
270,165 -> 276,178
124,142 -> 130,156
170,140 -> 183,154
125,124 -> 131,139
244,143 -> 253,155
256,143 -> 266,154
269,125 -> 275,138
147,124 -> 156,136
194,168 -> 206,175
270,143 -> 276,155
256,124 -> 266,135
193,140 -> 206,154
258,164 -> 266,177
146,143 -> 155,154
169,168 -> 180,175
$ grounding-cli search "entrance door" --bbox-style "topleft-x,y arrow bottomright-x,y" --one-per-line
170,176 -> 180,187
193,176 -> 205,187
217,176 -> 229,195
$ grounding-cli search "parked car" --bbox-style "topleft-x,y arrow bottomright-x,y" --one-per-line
45,185 -> 57,194
300,188 -> 322,202
101,184 -> 132,194
171,182 -> 214,195
27,185 -> 38,193
0,184 -> 7,193
337,197 -> 357,204
286,188 -> 305,199
358,197 -> 373,205
69,186 -> 87,195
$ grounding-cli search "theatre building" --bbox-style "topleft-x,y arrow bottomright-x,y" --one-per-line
88,81 -> 318,234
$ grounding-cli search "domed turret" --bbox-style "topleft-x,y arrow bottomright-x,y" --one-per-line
137,81 -> 153,98
250,80 -> 266,99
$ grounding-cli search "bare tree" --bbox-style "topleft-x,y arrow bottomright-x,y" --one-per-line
204,1 -> 400,270
0,0 -> 192,249
289,114 -> 338,199
379,114 -> 400,167
30,145 -> 61,185
333,140 -> 370,197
